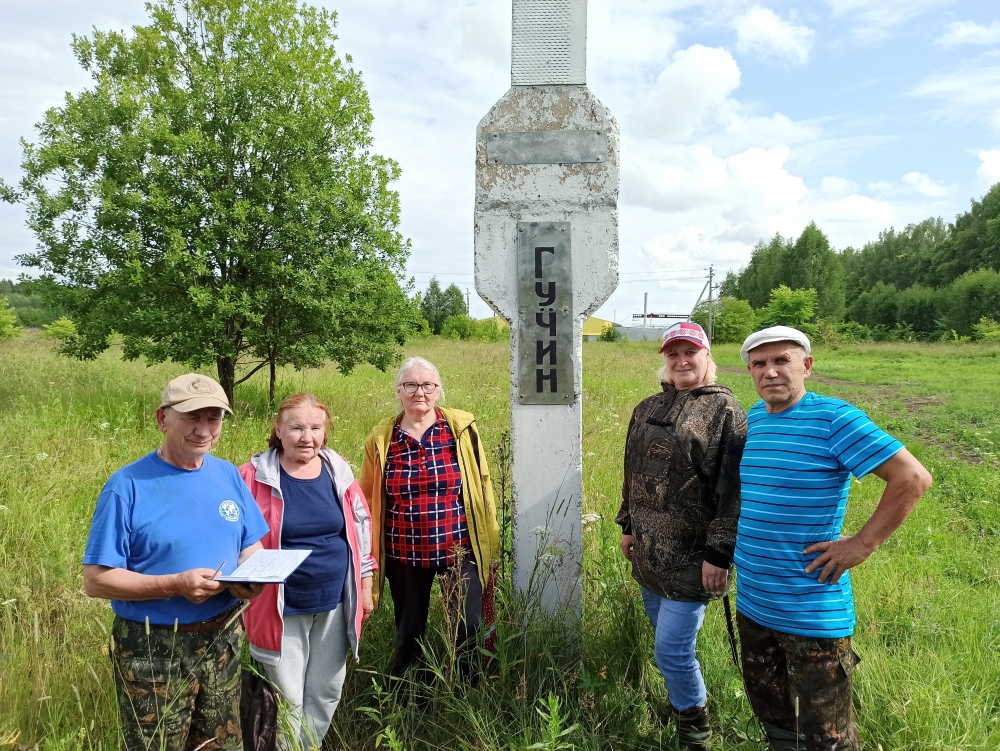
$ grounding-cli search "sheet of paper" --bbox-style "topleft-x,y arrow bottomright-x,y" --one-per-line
215,549 -> 311,583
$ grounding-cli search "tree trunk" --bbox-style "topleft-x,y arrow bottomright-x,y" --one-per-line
269,358 -> 276,407
217,357 -> 236,406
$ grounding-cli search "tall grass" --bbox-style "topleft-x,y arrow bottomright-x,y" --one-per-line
2,334 -> 1000,749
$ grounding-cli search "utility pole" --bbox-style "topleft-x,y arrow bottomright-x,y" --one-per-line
707,265 -> 714,342
643,292 -> 648,329
466,288 -> 471,315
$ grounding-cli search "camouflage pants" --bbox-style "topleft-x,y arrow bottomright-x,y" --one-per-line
737,613 -> 861,751
110,614 -> 243,751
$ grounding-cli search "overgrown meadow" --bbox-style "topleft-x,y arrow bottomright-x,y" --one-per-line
2,335 -> 1000,750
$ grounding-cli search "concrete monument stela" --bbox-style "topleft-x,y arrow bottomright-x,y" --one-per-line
474,0 -> 620,618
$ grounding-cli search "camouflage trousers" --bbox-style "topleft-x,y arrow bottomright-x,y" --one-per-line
737,613 -> 861,751
110,614 -> 243,751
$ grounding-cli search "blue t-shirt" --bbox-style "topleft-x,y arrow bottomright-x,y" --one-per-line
734,391 -> 903,638
280,465 -> 349,615
83,452 -> 269,625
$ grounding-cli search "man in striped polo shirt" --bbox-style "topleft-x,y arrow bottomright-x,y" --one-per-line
734,326 -> 932,751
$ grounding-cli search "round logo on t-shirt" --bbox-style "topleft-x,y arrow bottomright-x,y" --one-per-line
218,500 -> 240,522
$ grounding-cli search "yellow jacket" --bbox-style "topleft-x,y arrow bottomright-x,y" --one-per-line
360,407 -> 501,607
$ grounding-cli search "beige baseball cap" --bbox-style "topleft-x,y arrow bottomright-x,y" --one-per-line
160,373 -> 232,413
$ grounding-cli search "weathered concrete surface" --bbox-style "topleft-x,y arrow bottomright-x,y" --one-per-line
474,83 -> 619,616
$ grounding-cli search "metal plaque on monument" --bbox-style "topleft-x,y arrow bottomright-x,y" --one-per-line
474,0 -> 620,620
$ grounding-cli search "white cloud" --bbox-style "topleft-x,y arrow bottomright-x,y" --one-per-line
588,0 -> 680,72
976,150 -> 1000,191
825,0 -> 952,41
632,45 -> 741,140
911,59 -> 1000,129
0,0 -> 975,318
734,6 -> 815,65
937,21 -> 1000,47
820,176 -> 860,196
901,171 -> 952,196
869,171 -> 953,197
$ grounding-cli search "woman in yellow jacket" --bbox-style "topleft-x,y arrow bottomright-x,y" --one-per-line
360,356 -> 500,681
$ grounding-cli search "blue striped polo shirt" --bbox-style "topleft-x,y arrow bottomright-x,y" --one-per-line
734,391 -> 903,638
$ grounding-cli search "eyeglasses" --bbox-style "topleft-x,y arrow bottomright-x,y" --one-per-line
400,382 -> 439,395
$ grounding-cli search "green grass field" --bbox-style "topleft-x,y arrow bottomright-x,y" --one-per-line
2,334 -> 1000,750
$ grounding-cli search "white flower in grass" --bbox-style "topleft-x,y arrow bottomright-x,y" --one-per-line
99,422 -> 110,430
36,452 -> 48,461
582,513 -> 602,526
530,525 -> 554,537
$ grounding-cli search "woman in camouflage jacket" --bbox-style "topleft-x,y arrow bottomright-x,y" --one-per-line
617,322 -> 747,751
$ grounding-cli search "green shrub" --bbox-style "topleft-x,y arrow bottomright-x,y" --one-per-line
836,321 -> 872,342
939,268 -> 1000,336
757,286 -> 816,329
850,281 -> 898,329
598,323 -> 623,342
440,315 -> 509,341
41,317 -> 77,340
973,317 -> 1000,341
895,284 -> 944,336
409,317 -> 432,339
473,317 -> 509,342
0,299 -> 20,341
441,314 -> 474,340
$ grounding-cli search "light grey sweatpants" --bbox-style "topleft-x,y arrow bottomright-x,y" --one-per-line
264,607 -> 349,751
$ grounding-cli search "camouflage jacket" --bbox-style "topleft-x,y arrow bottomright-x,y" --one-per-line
616,383 -> 747,602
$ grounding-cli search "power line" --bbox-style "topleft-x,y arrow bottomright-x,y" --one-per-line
619,268 -> 703,276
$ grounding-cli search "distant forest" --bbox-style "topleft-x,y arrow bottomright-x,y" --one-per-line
0,280 -> 62,328
721,182 -> 1000,342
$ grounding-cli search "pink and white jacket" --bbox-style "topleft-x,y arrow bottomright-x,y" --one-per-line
238,447 -> 377,666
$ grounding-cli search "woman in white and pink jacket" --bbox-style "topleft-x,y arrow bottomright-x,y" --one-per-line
239,392 -> 376,750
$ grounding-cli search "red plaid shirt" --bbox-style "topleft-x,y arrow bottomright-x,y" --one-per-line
384,410 -> 471,567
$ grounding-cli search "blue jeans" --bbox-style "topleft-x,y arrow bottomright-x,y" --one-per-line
641,588 -> 708,712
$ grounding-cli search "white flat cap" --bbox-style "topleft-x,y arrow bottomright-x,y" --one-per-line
740,326 -> 811,364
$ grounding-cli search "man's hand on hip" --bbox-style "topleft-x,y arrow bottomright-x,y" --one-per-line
804,535 -> 875,584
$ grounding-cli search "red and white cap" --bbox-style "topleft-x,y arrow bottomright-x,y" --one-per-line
659,321 -> 710,352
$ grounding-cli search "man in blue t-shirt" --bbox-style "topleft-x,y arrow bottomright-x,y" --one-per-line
735,327 -> 931,751
83,373 -> 269,751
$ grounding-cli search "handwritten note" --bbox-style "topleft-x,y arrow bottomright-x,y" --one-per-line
215,549 -> 311,584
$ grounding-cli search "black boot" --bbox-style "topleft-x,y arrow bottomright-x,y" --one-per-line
761,720 -> 805,751
675,704 -> 711,751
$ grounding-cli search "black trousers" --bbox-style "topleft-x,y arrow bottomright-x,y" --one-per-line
384,556 -> 483,678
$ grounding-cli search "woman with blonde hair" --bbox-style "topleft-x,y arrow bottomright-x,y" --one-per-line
240,392 -> 376,749
617,322 -> 746,750
360,356 -> 500,681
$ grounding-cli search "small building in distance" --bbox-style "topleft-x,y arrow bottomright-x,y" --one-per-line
485,315 -> 614,341
583,316 -> 612,341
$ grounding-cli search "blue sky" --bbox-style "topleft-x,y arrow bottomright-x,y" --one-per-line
2,0 -> 999,322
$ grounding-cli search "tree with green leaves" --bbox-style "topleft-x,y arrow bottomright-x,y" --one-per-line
420,278 -> 467,335
726,224 -> 844,320
758,286 -> 817,329
1,0 -> 414,404
785,223 -> 845,321
842,218 -> 947,299
691,297 -> 756,344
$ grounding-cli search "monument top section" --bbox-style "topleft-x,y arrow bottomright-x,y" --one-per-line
511,0 -> 586,86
